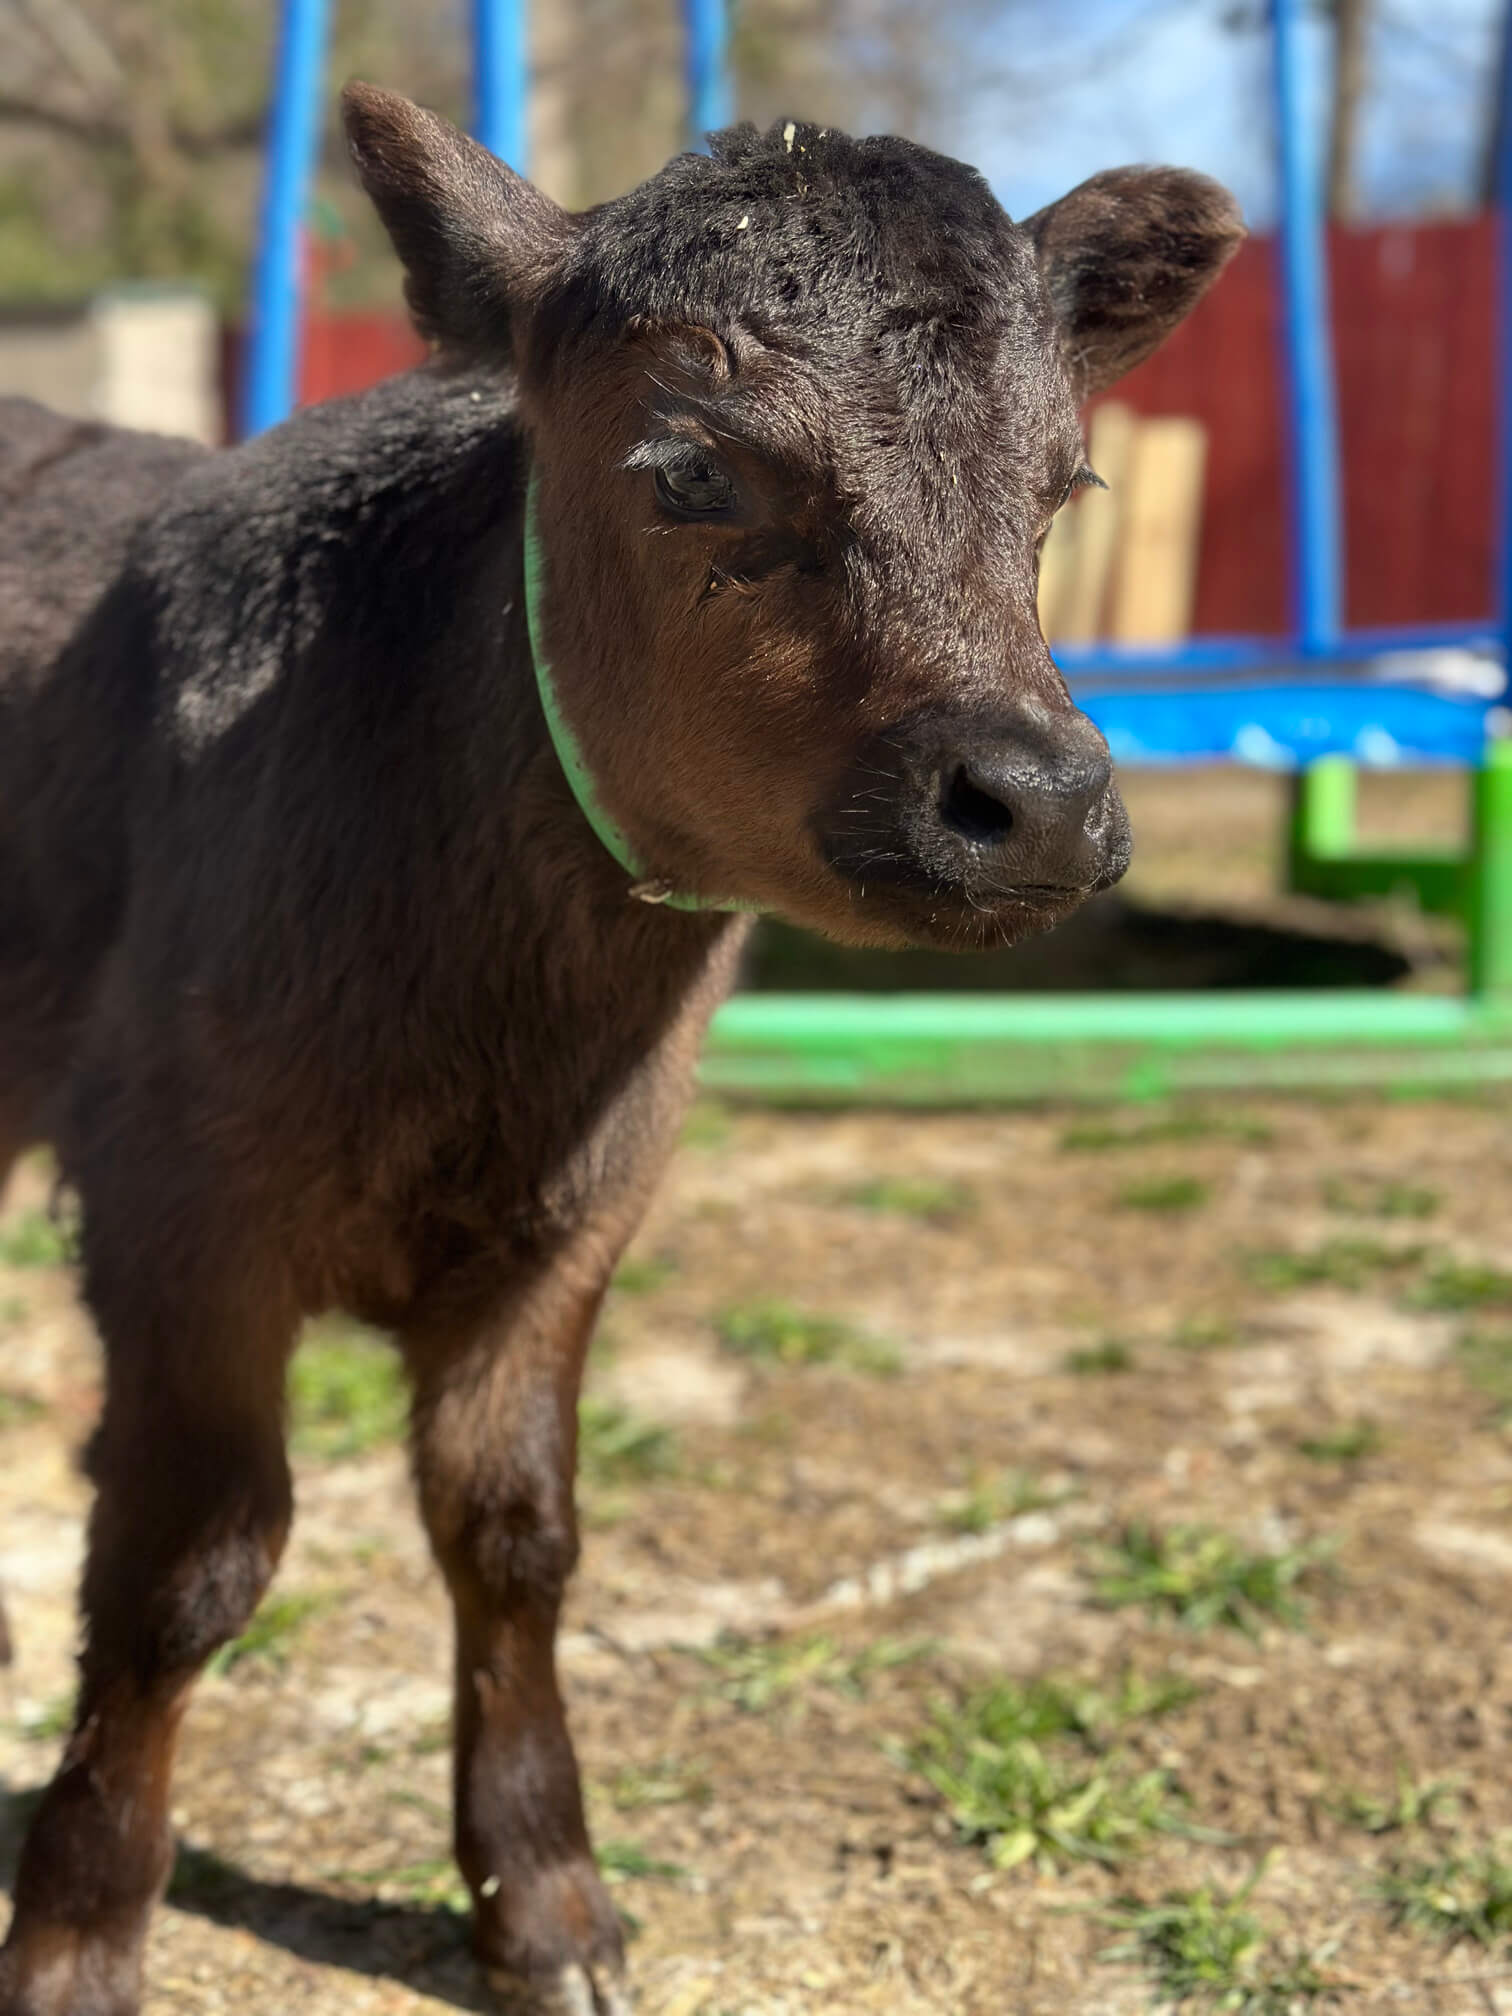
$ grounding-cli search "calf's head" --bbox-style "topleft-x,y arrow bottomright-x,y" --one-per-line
345,87 -> 1242,946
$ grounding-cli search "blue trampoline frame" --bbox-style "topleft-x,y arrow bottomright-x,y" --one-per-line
239,0 -> 1512,1099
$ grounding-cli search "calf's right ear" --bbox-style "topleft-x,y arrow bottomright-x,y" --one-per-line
342,83 -> 575,352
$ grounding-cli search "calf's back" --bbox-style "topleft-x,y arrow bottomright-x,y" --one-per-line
0,399 -> 207,1134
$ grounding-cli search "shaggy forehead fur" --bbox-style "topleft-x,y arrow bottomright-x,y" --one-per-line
537,119 -> 1077,540
569,121 -> 1035,331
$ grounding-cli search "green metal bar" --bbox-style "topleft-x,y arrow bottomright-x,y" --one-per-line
1470,738 -> 1512,999
702,990 -> 1512,1106
1285,850 -> 1468,916
1287,750 -> 1472,919
1290,754 -> 1357,865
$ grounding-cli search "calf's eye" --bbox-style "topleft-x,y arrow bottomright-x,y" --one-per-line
654,454 -> 737,520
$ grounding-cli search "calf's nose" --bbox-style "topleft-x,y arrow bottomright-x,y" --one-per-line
914,707 -> 1123,890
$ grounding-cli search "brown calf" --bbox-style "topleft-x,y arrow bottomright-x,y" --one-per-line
0,86 -> 1241,2015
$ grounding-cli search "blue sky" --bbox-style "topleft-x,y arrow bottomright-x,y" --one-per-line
955,0 -> 1503,226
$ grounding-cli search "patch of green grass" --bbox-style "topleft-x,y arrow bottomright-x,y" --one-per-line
914,1671 -> 1199,1753
389,1787 -> 450,1826
1322,1175 -> 1439,1220
612,1254 -> 678,1294
1060,1120 -> 1139,1152
1062,1339 -> 1136,1376
696,1632 -> 925,1714
1332,1766 -> 1458,1836
326,1854 -> 469,1912
1097,1875 -> 1334,2011
1296,1419 -> 1382,1464
15,1692 -> 73,1741
603,1761 -> 709,1812
1118,1175 -> 1210,1213
596,1838 -> 688,1884
714,1301 -> 900,1375
919,1741 -> 1177,1873
680,1100 -> 731,1150
837,1175 -> 977,1223
1378,1847 -> 1512,1946
1406,1258 -> 1512,1314
938,1467 -> 1071,1535
288,1321 -> 407,1460
0,1388 -> 44,1430
336,1825 -> 689,1904
407,1716 -> 451,1758
1060,1111 -> 1273,1152
1457,1326 -> 1512,1419
578,1395 -> 679,1488
906,1673 -> 1196,1871
1169,1314 -> 1242,1352
1087,1524 -> 1327,1637
1243,1239 -> 1425,1294
1248,1243 -> 1512,1313
0,1208 -> 73,1270
209,1590 -> 328,1676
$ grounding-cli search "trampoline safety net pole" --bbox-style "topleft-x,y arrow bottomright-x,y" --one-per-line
473,0 -> 529,171
1271,0 -> 1344,658
683,0 -> 732,150
240,0 -> 331,438
1498,0 -> 1512,646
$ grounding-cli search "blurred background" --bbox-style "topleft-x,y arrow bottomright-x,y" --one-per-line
0,0 -> 1502,600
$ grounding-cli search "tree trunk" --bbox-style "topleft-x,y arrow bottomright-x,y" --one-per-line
531,0 -> 582,207
1478,0 -> 1511,207
1326,0 -> 1370,222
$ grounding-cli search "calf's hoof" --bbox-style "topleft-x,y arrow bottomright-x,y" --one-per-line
475,1855 -> 629,2015
485,1960 -> 632,2016
0,1932 -> 140,2016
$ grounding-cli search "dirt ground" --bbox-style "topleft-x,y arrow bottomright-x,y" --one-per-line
4,768 -> 1512,2015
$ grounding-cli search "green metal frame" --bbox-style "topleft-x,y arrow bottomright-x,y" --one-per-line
1287,739 -> 1512,998
701,739 -> 1512,1105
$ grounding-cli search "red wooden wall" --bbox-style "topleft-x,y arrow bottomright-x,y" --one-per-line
226,216 -> 1502,638
1097,214 -> 1500,637
300,311 -> 428,408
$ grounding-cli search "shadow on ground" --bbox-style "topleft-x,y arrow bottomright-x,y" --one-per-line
0,1797 -> 488,2012
171,1845 -> 486,2003
744,892 -> 1415,993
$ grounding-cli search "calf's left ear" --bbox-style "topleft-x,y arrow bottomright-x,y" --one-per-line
1025,167 -> 1244,400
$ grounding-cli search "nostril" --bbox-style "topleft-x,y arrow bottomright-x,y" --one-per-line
938,763 -> 1015,847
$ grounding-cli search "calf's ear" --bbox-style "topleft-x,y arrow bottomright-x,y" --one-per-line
342,83 -> 575,352
1025,167 -> 1244,400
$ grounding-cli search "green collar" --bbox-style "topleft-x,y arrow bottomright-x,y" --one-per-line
523,473 -> 757,914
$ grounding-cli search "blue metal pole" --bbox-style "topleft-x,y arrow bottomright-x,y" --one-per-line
683,0 -> 732,149
1271,0 -> 1344,655
240,0 -> 330,438
1496,0 -> 1512,632
473,0 -> 529,170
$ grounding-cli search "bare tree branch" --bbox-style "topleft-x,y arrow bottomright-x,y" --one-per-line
0,90 -> 121,144
0,89 -> 264,157
6,0 -> 122,106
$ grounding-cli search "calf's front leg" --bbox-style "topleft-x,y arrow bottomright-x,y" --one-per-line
404,1250 -> 627,2016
